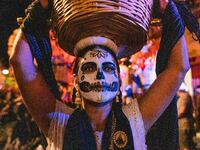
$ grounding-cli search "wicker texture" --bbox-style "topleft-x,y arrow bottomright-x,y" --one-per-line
52,0 -> 153,58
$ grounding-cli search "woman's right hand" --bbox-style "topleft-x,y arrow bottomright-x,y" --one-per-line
40,0 -> 49,8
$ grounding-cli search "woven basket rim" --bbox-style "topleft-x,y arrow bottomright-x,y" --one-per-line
52,0 -> 153,58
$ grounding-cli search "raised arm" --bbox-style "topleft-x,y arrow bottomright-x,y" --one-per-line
138,0 -> 190,132
139,35 -> 189,132
10,30 -> 56,136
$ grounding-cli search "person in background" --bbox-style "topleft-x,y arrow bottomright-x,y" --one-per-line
177,83 -> 196,150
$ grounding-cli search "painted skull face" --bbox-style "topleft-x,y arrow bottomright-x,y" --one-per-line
77,48 -> 119,103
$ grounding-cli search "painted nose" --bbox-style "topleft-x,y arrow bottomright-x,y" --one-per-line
96,69 -> 105,80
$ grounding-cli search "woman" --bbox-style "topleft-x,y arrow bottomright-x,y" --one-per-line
10,0 -> 190,149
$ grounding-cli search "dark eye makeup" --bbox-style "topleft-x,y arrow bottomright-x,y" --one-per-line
102,62 -> 116,73
81,62 -> 97,73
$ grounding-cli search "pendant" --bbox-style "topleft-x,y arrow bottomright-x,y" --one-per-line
112,131 -> 128,148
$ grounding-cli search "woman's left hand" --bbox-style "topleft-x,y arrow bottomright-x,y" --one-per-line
159,0 -> 169,13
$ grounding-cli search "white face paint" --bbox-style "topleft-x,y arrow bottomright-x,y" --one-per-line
77,48 -> 119,104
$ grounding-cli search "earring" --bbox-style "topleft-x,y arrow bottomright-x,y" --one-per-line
115,91 -> 120,103
75,91 -> 82,105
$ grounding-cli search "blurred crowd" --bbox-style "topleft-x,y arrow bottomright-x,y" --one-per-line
0,70 -> 46,150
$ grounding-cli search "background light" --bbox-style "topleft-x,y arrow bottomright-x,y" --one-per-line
2,69 -> 9,75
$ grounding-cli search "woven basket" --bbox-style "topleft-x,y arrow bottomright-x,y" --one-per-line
52,0 -> 153,58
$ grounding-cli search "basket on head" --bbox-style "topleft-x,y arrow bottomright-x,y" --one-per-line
52,0 -> 154,58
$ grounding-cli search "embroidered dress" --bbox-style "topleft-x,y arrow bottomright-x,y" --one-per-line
94,131 -> 103,150
46,99 -> 147,150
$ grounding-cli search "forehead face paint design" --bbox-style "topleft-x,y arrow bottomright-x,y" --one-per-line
77,48 -> 119,104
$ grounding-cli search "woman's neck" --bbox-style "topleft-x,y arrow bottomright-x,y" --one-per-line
84,100 -> 112,131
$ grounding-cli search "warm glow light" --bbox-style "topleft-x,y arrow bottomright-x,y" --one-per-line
2,69 -> 9,75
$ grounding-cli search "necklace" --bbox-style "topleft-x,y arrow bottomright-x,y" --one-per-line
110,110 -> 128,149
95,131 -> 103,150
109,111 -> 116,150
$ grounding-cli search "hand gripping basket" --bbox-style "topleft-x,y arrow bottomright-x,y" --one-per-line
52,0 -> 153,58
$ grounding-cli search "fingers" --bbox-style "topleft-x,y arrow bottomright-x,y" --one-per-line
160,0 -> 169,13
39,0 -> 49,8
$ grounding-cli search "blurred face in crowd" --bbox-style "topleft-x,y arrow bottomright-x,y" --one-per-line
76,47 -> 119,104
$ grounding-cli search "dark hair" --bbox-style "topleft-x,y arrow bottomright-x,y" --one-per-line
72,45 -> 122,104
